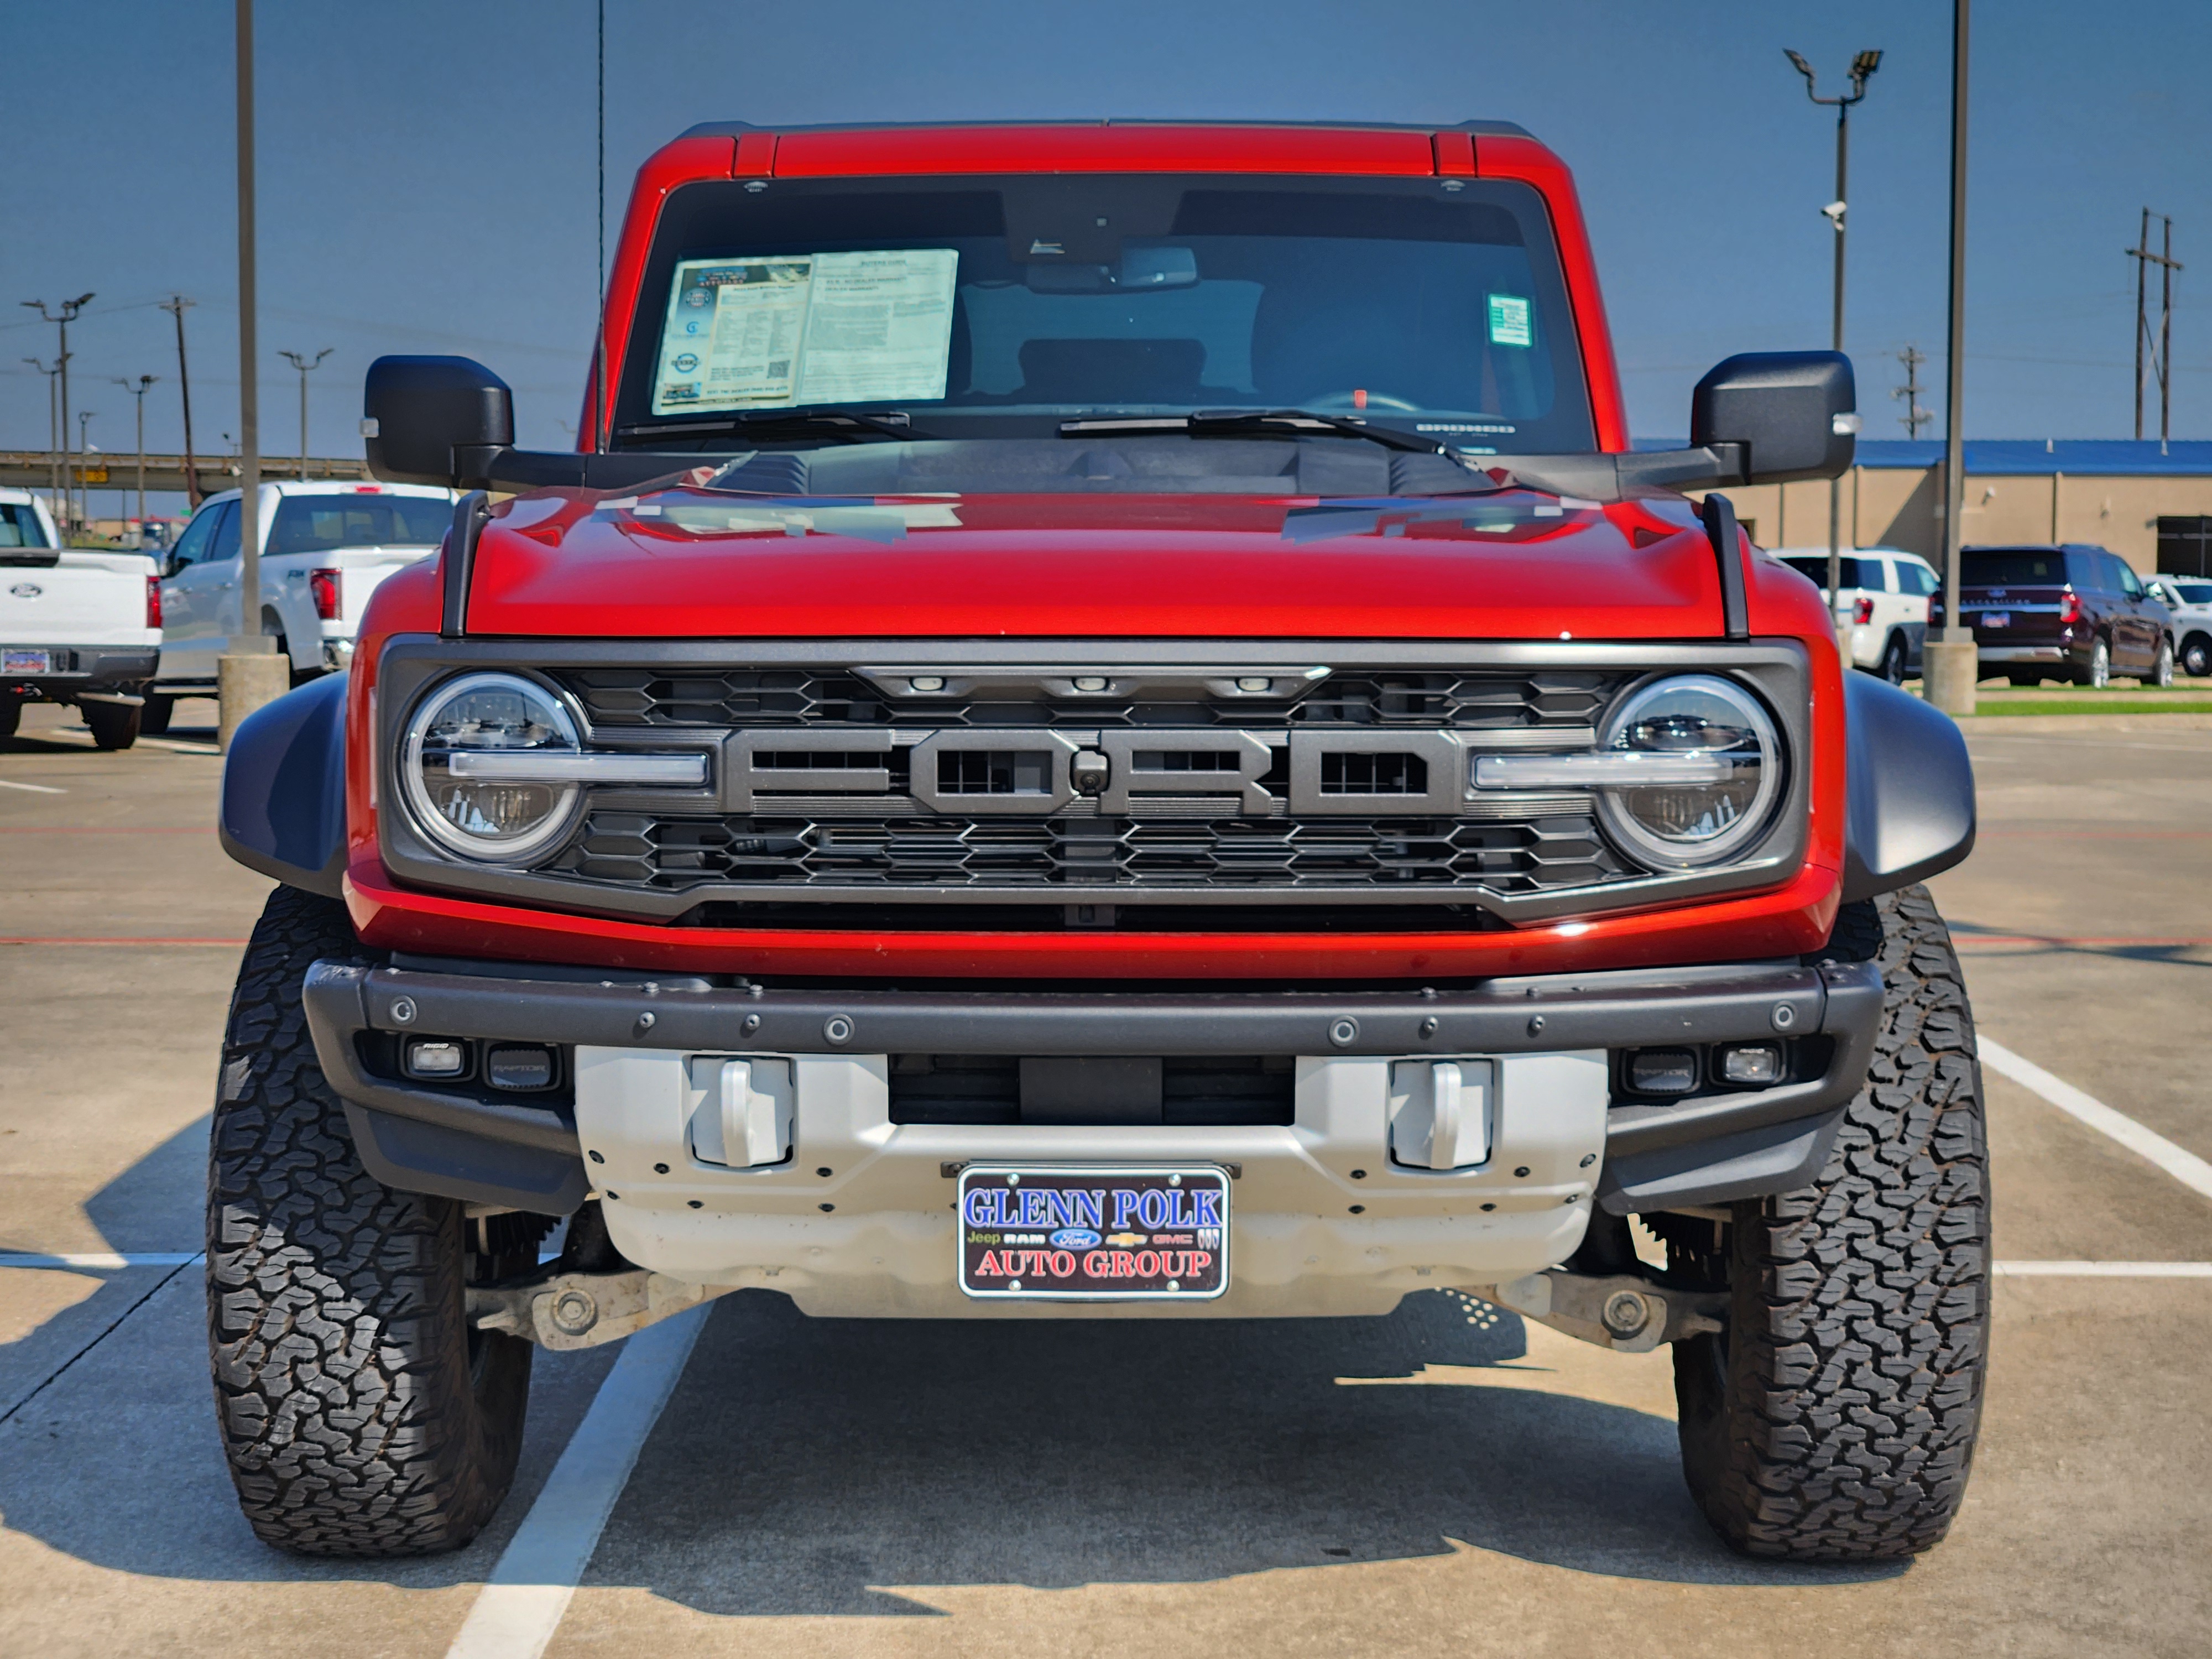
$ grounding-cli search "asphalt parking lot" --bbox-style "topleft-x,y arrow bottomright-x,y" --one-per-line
3,698 -> 2209,1658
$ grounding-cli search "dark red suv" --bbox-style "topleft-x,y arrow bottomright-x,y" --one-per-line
1937,542 -> 2175,687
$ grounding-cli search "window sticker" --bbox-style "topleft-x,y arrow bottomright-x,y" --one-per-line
652,249 -> 958,416
1486,293 -> 1534,349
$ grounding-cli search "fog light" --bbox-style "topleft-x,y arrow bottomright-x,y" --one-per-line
404,1039 -> 467,1079
1235,676 -> 1272,692
1627,1048 -> 1698,1095
1717,1042 -> 1784,1085
909,676 -> 945,692
486,1045 -> 556,1092
1072,675 -> 1110,692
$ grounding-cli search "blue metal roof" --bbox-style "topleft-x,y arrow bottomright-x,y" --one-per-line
1635,438 -> 2212,475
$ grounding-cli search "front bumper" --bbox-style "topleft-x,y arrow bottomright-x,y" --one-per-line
303,954 -> 1882,1318
1,644 -> 159,695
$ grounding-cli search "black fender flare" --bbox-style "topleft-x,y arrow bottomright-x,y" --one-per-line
1840,670 -> 1976,903
218,670 -> 349,899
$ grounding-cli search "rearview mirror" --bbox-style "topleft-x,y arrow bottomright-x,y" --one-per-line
363,356 -> 516,489
1691,351 -> 1857,485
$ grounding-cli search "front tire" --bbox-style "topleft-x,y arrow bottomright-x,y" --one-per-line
206,885 -> 532,1556
1670,886 -> 1990,1559
2183,633 -> 2212,678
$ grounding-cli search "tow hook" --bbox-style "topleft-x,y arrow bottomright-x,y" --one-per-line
466,1267 -> 731,1351
1470,1268 -> 1726,1354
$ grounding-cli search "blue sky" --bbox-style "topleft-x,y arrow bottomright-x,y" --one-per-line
4,0 -> 2208,504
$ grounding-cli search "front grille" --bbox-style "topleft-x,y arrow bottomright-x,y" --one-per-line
550,811 -> 1629,892
559,668 -> 1618,731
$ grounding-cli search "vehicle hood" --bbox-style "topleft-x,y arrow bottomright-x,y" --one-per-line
461,485 -> 1820,640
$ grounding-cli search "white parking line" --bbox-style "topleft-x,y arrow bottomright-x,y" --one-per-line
0,1251 -> 200,1269
0,779 -> 65,794
1994,1261 -> 2212,1277
446,1302 -> 710,1659
1980,1039 -> 2212,1203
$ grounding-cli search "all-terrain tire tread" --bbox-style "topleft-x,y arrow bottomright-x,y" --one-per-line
1677,884 -> 1990,1559
205,885 -> 525,1557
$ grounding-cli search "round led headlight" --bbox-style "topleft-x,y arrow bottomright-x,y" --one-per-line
1595,674 -> 1782,868
401,672 -> 584,863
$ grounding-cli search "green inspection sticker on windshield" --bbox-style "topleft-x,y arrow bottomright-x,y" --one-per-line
652,249 -> 959,416
1487,293 -> 1534,348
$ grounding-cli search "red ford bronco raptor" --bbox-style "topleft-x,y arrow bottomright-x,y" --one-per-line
208,119 -> 1982,1562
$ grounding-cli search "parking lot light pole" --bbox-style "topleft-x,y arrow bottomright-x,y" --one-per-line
278,349 -> 331,481
1924,0 -> 1979,717
1785,47 -> 1880,657
116,375 -> 156,534
21,294 -> 93,535
219,0 -> 287,750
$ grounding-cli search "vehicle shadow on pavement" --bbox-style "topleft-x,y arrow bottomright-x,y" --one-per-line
585,1290 -> 1904,1614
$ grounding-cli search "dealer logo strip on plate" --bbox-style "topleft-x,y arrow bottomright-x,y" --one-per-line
957,1166 -> 1230,1300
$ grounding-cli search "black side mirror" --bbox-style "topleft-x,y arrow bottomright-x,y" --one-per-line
363,356 -> 516,489
1692,351 -> 1856,485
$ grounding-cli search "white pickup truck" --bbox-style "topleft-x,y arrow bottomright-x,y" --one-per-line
146,480 -> 457,732
1,488 -> 161,750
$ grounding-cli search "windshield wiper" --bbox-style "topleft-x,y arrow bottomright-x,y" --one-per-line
1059,409 -> 1455,457
616,409 -> 926,445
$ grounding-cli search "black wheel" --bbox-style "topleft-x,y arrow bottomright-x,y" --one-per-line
82,700 -> 141,750
2183,634 -> 2212,679
1668,886 -> 1989,1560
0,697 -> 19,739
1879,633 -> 1909,685
2152,637 -> 2175,688
140,692 -> 174,734
206,885 -> 533,1556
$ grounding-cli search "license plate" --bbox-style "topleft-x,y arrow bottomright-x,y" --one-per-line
957,1165 -> 1230,1301
2,650 -> 51,674
1981,612 -> 2011,629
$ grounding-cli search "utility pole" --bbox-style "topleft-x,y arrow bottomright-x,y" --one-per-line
159,295 -> 201,508
24,359 -> 61,520
1785,47 -> 1882,633
116,375 -> 157,534
220,0 -> 285,749
278,348 -> 332,480
1926,0 -> 1978,718
1893,346 -> 1933,437
20,293 -> 94,535
2127,211 -> 2182,446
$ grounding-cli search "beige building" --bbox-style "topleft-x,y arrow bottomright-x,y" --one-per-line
1708,440 -> 2212,574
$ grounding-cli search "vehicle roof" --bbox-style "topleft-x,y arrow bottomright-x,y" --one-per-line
189,481 -> 456,508
0,487 -> 50,507
679,117 -> 1535,139
1771,545 -> 1927,561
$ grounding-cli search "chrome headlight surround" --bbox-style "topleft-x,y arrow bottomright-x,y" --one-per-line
400,671 -> 587,864
1592,673 -> 1783,870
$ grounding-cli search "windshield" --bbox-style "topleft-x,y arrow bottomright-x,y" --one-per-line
618,174 -> 1592,456
267,494 -> 451,555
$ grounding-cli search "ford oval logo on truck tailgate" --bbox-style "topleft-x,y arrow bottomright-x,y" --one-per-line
9,583 -> 40,599
1050,1228 -> 1100,1250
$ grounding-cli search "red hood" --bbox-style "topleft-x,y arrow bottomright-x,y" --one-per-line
452,486 -> 1832,642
